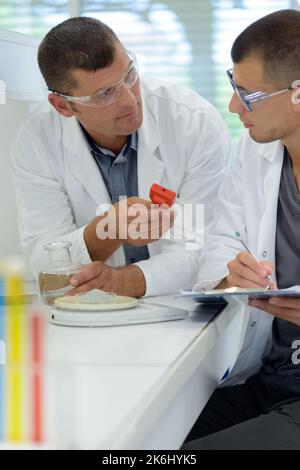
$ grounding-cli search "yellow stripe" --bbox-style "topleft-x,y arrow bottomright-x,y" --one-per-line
6,366 -> 22,441
7,305 -> 23,363
6,275 -> 22,299
4,275 -> 26,441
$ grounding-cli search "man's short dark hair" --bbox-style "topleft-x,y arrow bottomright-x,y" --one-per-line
38,16 -> 121,94
231,9 -> 300,87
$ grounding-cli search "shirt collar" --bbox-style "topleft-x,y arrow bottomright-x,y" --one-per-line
81,124 -> 137,159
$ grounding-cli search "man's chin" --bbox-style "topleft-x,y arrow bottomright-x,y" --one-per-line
249,128 -> 275,144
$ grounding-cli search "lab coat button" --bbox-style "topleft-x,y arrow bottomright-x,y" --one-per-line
262,250 -> 267,257
251,321 -> 256,327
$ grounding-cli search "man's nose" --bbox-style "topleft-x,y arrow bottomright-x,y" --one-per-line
228,92 -> 246,115
117,84 -> 136,107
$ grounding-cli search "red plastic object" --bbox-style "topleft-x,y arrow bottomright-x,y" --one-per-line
149,183 -> 176,207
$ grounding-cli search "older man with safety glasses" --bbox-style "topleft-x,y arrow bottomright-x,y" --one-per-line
11,16 -> 230,298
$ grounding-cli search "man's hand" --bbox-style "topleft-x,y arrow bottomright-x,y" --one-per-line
98,197 -> 175,247
217,251 -> 300,326
68,261 -> 146,298
84,197 -> 175,262
248,297 -> 300,326
218,251 -> 275,289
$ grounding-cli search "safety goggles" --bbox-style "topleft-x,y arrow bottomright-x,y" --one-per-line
227,68 -> 293,111
49,51 -> 138,108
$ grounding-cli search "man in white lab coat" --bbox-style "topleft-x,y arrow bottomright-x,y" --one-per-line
11,17 -> 230,298
183,9 -> 300,449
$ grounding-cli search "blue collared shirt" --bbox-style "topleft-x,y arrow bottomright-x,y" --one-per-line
83,128 -> 150,265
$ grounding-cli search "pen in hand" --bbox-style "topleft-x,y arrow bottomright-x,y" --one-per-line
235,231 -> 275,289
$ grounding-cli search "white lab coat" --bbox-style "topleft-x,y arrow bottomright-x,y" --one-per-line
194,130 -> 285,383
11,78 -> 230,296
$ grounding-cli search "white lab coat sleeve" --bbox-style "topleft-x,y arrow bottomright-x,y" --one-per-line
135,104 -> 231,296
135,241 -> 199,296
11,129 -> 92,280
193,137 -> 246,291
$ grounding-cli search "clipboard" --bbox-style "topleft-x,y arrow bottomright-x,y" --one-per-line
180,285 -> 300,304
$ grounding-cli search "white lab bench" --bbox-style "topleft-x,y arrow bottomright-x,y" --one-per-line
42,295 -> 249,450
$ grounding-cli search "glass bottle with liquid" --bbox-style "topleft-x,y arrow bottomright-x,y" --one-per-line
38,241 -> 82,306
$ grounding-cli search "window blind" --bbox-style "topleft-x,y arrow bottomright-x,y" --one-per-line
0,0 -> 297,139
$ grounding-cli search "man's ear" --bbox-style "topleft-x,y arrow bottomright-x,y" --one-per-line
48,93 -> 75,117
291,80 -> 300,109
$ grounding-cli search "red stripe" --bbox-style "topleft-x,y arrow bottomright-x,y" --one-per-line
32,372 -> 42,442
31,314 -> 42,363
31,313 -> 43,442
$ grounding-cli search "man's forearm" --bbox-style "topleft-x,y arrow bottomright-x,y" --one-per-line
84,215 -> 123,262
116,265 -> 146,297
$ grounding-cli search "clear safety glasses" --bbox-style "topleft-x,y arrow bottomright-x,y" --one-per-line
227,68 -> 293,111
49,51 -> 139,108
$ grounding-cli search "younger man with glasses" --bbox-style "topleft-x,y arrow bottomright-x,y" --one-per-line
183,9 -> 300,449
11,17 -> 230,297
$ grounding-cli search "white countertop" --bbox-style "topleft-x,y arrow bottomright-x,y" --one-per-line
1,284 -> 248,449
41,295 -> 248,449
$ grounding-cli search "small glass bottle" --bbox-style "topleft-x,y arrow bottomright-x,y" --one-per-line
38,241 -> 82,307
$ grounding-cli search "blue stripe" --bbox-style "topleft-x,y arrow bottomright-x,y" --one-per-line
0,276 -> 4,440
0,365 -> 3,440
0,275 -> 4,340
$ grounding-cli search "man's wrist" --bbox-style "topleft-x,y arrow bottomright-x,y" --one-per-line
84,215 -> 123,261
216,277 -> 229,289
116,265 -> 146,297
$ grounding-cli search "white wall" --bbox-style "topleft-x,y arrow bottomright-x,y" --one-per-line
0,30 -> 45,258
0,101 -> 31,256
